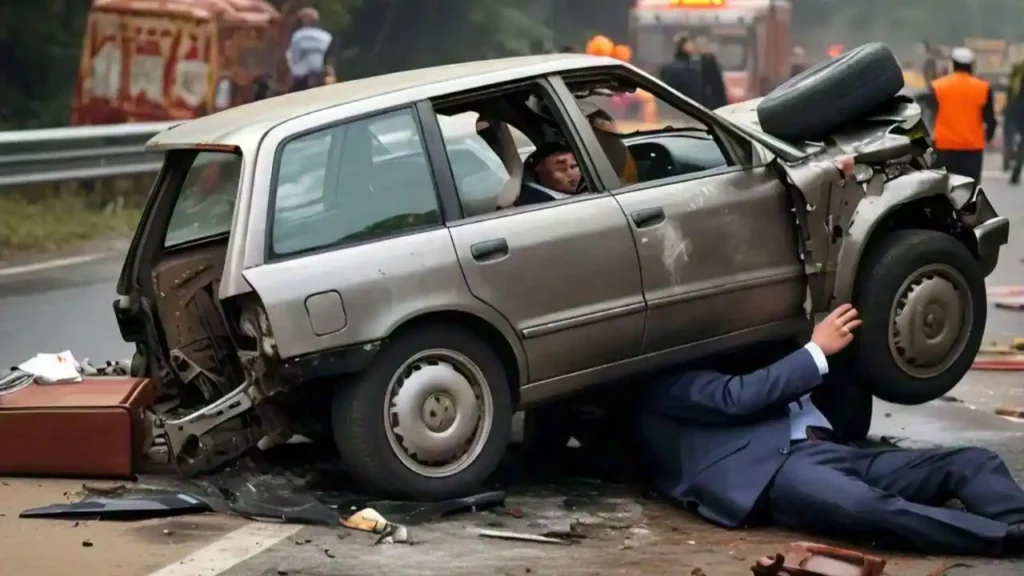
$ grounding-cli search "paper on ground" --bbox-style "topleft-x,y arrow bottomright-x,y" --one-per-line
17,350 -> 83,383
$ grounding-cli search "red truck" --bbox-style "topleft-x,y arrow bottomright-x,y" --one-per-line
629,0 -> 792,103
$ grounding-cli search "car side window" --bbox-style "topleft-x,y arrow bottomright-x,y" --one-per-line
269,108 -> 442,257
432,84 -> 599,218
562,77 -> 731,190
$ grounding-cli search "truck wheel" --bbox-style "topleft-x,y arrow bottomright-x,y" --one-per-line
852,229 -> 986,405
331,324 -> 513,501
756,42 -> 904,142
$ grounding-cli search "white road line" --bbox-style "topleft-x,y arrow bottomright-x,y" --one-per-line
146,522 -> 304,576
0,253 -> 107,277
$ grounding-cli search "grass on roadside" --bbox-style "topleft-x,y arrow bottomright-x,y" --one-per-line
0,180 -> 148,261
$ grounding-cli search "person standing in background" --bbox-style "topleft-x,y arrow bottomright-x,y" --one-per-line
694,35 -> 727,108
660,35 -> 704,104
930,47 -> 996,183
287,8 -> 333,92
1005,58 -> 1024,182
790,46 -> 809,78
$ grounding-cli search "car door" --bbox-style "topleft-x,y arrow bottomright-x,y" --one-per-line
616,167 -> 807,353
448,196 -> 645,383
432,104 -> 645,385
552,71 -> 806,355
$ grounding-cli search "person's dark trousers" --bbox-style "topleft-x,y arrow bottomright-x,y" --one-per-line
1004,120 -> 1017,172
767,441 -> 1024,556
1010,122 -> 1024,184
934,149 -> 984,183
290,73 -> 323,93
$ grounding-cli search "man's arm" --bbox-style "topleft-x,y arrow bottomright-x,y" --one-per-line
984,86 -> 998,143
642,303 -> 861,425
643,344 -> 825,424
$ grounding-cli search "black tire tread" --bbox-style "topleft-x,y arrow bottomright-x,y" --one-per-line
331,324 -> 513,500
757,42 -> 904,142
852,229 -> 986,405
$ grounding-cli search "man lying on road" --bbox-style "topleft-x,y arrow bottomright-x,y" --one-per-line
639,304 -> 1024,556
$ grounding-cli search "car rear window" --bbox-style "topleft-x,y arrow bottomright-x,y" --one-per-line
164,151 -> 242,248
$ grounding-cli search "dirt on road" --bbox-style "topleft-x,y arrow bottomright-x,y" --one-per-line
0,479 -> 243,576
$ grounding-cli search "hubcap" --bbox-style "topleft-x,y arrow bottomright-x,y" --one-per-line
888,264 -> 973,379
383,349 -> 493,478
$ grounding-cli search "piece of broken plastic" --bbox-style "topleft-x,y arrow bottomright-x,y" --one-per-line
20,492 -> 211,521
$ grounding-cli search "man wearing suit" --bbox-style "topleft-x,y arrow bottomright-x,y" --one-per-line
639,304 -> 1024,556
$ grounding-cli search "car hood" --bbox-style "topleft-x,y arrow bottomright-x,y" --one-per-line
714,97 -> 764,130
714,94 -> 927,162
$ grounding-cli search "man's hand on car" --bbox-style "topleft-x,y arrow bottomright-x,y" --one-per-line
811,304 -> 862,356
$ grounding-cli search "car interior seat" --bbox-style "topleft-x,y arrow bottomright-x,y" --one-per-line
476,120 -> 525,211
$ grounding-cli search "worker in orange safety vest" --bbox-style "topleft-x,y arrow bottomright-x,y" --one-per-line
930,46 -> 997,183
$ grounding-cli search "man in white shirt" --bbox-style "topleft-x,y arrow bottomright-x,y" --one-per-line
286,8 -> 333,92
639,304 -> 1024,557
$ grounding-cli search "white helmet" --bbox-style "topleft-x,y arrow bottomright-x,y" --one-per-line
951,47 -> 975,65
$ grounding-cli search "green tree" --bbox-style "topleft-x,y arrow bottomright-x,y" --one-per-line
0,0 -> 90,129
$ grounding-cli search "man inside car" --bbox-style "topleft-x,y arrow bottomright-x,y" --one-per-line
514,141 -> 582,207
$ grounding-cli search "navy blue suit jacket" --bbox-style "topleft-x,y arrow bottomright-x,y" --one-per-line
638,348 -> 823,528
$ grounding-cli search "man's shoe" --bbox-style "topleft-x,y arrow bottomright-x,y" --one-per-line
1003,523 -> 1024,556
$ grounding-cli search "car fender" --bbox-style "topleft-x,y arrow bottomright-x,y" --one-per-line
831,169 -> 957,305
382,301 -> 529,388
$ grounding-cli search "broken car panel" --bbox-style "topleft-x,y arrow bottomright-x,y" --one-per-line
112,48 -> 1008,500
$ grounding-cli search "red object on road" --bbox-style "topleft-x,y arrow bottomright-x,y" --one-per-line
0,377 -> 157,477
988,286 -> 1024,297
971,356 -> 1024,370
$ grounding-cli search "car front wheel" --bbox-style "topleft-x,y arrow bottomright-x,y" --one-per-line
852,229 -> 987,405
331,324 -> 512,500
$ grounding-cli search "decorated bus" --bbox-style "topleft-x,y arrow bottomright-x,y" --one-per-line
72,0 -> 287,125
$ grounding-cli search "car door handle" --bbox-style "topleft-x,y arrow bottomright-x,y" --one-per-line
631,207 -> 665,228
470,238 -> 509,261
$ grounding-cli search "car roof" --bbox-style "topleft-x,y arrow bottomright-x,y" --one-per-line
148,54 -> 624,150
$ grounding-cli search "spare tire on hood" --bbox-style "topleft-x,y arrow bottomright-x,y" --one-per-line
756,42 -> 905,142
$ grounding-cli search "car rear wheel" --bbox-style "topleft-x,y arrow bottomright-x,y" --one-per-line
331,324 -> 512,500
852,229 -> 986,405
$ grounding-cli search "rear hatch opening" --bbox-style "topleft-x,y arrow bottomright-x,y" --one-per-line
123,148 -> 250,413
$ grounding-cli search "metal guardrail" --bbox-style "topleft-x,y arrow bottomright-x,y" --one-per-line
0,121 -> 177,188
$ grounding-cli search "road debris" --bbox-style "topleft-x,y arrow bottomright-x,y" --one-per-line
477,529 -> 575,545
20,491 -> 211,521
341,508 -> 410,544
971,356 -> 1024,370
751,542 -> 885,576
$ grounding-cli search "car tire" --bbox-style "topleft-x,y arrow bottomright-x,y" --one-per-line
756,42 -> 904,142
331,324 -> 513,501
852,229 -> 986,405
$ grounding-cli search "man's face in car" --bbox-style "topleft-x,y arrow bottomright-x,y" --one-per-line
536,151 -> 581,194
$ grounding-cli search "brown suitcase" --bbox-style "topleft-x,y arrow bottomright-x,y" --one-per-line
0,377 -> 157,478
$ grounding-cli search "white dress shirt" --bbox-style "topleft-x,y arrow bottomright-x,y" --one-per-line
287,26 -> 333,78
788,342 -> 834,440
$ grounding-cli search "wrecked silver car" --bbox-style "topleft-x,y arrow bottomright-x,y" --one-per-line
114,44 -> 1008,500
